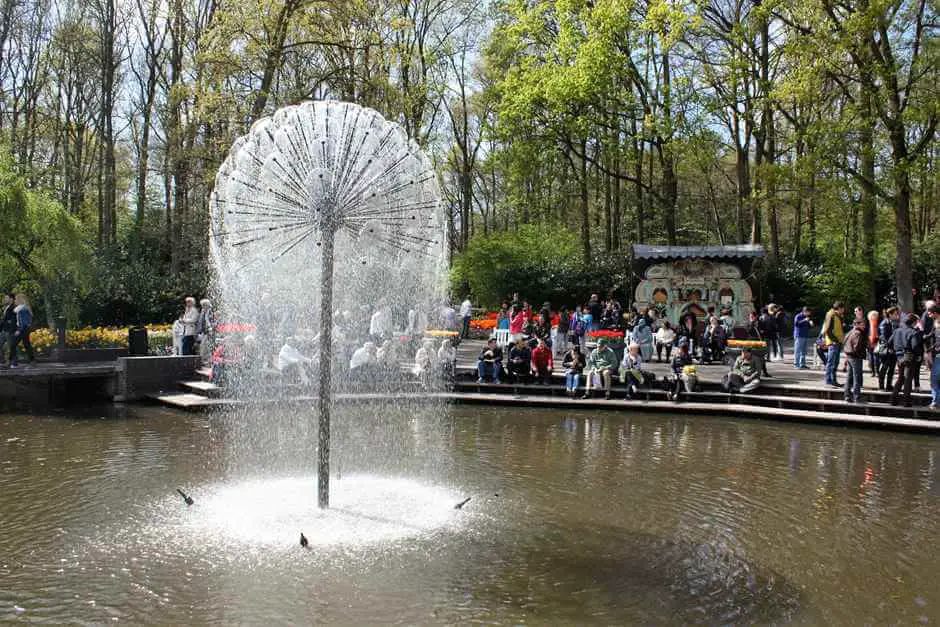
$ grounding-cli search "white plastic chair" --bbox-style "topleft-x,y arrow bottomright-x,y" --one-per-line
492,328 -> 511,347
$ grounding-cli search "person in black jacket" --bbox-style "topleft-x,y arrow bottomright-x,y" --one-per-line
745,311 -> 771,377
476,338 -> 503,384
877,307 -> 900,390
0,292 -> 16,367
507,337 -> 532,384
891,313 -> 923,407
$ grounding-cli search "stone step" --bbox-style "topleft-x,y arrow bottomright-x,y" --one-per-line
179,380 -> 223,398
150,392 -> 237,409
452,381 -> 936,420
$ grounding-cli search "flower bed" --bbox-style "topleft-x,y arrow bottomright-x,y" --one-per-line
31,325 -> 175,355
469,319 -> 497,331
586,330 -> 625,340
726,339 -> 767,350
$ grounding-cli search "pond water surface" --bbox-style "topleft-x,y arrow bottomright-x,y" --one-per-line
1,404 -> 938,624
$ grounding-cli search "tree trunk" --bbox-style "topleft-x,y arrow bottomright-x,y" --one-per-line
98,0 -> 117,246
660,49 -> 677,245
580,140 -> 591,263
858,80 -> 877,307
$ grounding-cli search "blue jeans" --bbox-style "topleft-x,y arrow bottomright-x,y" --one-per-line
825,345 -> 841,385
793,336 -> 809,368
931,357 -> 940,406
477,360 -> 502,383
844,357 -> 863,401
565,371 -> 580,390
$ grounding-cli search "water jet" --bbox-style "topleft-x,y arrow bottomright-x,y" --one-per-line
210,101 -> 444,508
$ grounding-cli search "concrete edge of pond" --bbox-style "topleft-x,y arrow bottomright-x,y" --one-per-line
147,390 -> 940,434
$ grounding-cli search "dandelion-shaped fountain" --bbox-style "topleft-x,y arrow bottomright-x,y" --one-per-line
210,101 -> 444,508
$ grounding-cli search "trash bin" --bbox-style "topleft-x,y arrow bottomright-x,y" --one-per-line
129,326 -> 148,356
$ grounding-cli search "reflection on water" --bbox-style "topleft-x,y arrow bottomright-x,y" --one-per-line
1,405 -> 938,624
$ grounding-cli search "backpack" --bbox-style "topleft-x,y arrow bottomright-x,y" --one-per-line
571,316 -> 586,336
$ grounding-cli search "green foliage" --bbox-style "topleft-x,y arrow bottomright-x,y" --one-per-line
755,250 -> 895,314
451,223 -> 580,305
451,222 -> 634,308
0,153 -> 92,326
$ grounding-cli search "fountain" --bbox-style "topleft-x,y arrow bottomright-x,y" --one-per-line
209,101 -> 445,508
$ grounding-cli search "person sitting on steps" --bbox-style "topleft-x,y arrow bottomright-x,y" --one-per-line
620,342 -> 648,400
476,338 -> 503,384
507,336 -> 532,384
668,339 -> 697,402
582,338 -> 617,399
562,344 -> 584,397
722,348 -> 761,394
530,338 -> 553,385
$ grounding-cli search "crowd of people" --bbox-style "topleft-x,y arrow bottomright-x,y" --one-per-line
193,286 -> 940,410
472,290 -> 940,409
205,296 -> 465,389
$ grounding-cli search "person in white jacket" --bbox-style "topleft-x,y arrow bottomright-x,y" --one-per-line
412,339 -> 435,384
654,321 -> 677,362
277,338 -> 313,384
459,297 -> 472,338
178,297 -> 200,356
369,300 -> 393,343
437,339 -> 457,379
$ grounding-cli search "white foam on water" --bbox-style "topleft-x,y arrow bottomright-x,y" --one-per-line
161,475 -> 460,549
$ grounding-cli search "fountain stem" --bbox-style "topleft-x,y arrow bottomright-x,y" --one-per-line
317,226 -> 335,509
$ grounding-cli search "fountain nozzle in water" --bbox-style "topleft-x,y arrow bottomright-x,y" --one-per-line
176,489 -> 194,506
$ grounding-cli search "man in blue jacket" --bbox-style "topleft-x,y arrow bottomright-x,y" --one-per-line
792,306 -> 814,369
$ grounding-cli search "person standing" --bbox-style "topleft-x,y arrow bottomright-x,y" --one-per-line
9,294 -> 34,368
587,294 -> 603,331
842,319 -> 868,403
758,307 -> 777,361
877,307 -> 900,390
771,305 -> 787,361
178,297 -> 200,356
509,304 -> 526,342
459,296 -> 472,339
678,312 -> 698,360
654,320 -> 676,362
891,313 -> 923,407
196,298 -> 215,364
927,304 -> 940,410
792,307 -> 813,369
0,292 -> 16,367
632,316 -> 654,362
821,301 -> 846,387
370,299 -> 394,343
554,306 -> 570,358
570,306 -> 589,351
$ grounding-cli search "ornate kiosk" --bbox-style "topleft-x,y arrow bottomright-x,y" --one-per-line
632,245 -> 764,325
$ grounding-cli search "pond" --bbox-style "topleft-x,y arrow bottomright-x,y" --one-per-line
1,403 -> 938,624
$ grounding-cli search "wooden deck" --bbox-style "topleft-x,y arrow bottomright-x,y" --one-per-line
0,361 -> 119,379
